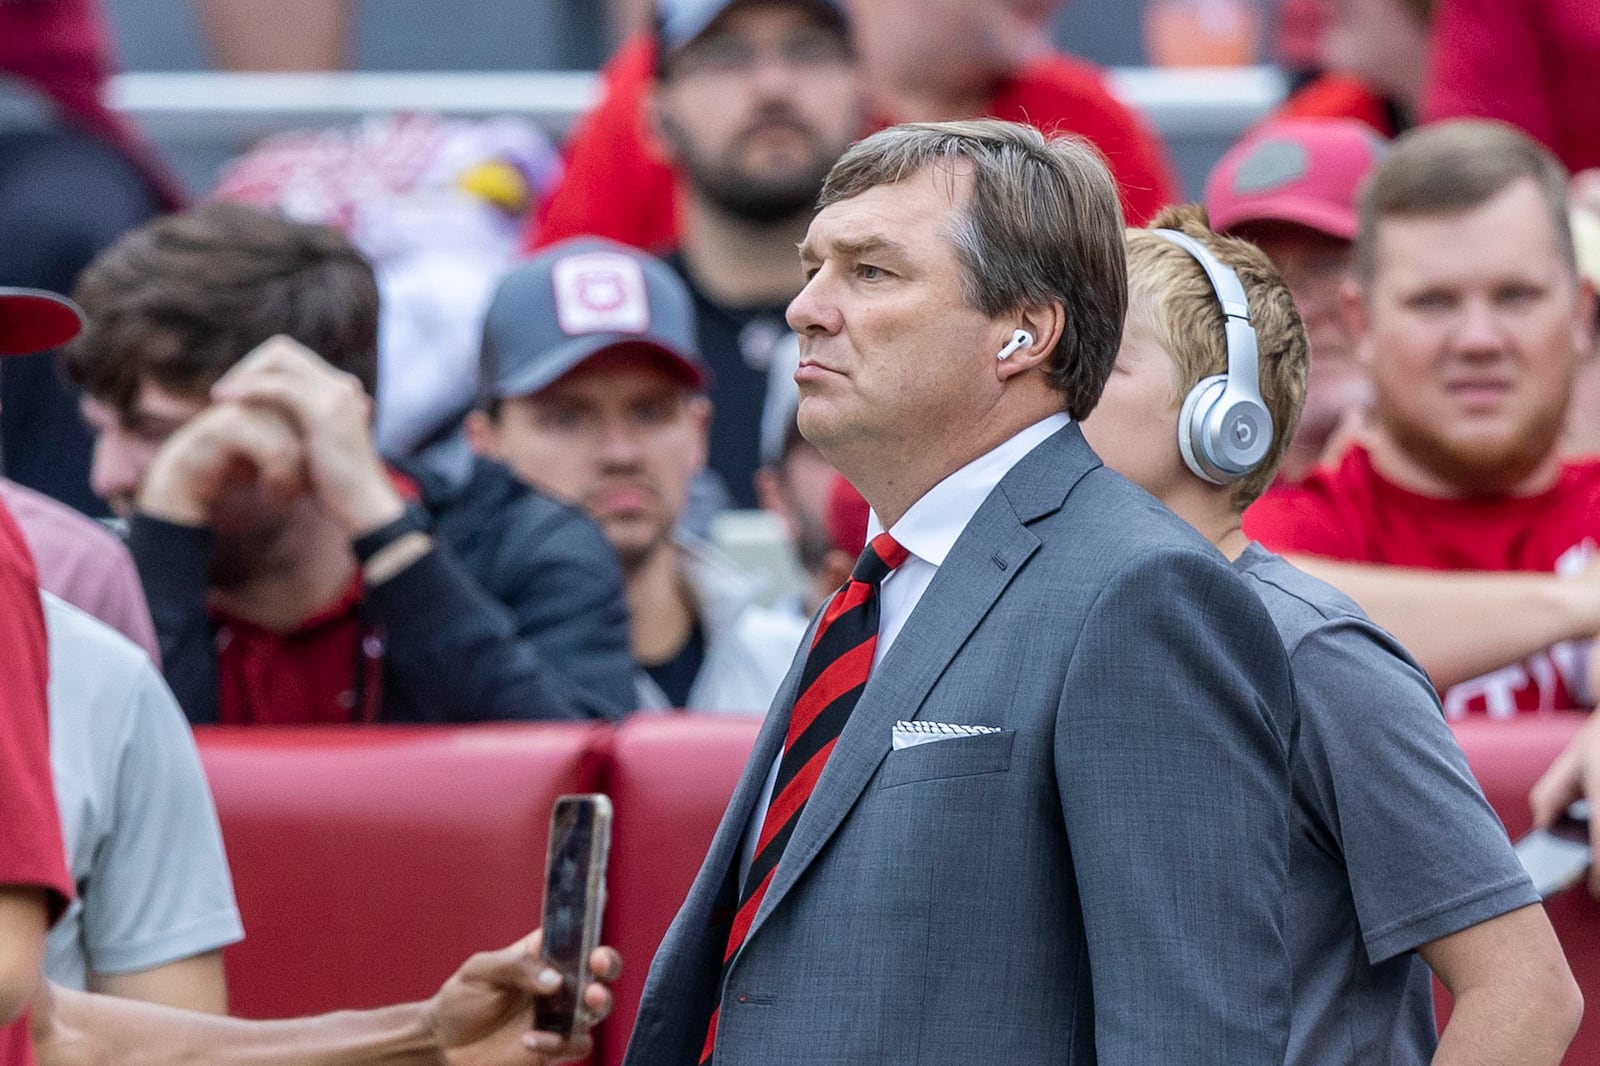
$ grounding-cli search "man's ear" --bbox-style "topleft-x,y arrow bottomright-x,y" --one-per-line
1340,277 -> 1374,371
464,410 -> 499,459
1573,276 -> 1598,363
995,303 -> 1066,382
687,394 -> 713,472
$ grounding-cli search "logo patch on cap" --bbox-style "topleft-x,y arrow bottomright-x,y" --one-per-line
1232,140 -> 1309,195
552,252 -> 652,336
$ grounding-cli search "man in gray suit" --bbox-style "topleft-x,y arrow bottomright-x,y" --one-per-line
624,119 -> 1299,1065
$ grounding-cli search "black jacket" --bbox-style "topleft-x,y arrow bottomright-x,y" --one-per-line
134,456 -> 635,724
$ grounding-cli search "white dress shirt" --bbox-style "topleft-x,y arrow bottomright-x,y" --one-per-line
740,413 -> 1071,880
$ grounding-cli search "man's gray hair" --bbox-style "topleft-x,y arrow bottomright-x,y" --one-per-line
819,119 -> 1128,419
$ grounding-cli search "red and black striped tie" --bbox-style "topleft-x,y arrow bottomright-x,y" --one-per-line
699,532 -> 910,1065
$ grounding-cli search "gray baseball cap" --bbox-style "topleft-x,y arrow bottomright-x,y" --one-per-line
656,0 -> 846,54
479,238 -> 708,403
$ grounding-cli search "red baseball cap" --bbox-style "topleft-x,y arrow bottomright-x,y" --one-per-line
0,288 -> 85,356
1204,119 -> 1387,241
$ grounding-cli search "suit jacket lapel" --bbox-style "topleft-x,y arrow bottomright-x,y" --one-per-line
742,425 -> 1101,941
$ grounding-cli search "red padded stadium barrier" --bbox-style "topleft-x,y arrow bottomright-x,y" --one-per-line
197,715 -> 1600,1063
1445,714 -> 1597,1062
596,715 -> 762,1066
197,723 -> 611,1020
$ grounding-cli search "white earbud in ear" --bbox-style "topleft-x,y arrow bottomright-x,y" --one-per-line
996,328 -> 1033,361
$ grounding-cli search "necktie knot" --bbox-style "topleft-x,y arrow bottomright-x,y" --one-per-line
852,532 -> 910,586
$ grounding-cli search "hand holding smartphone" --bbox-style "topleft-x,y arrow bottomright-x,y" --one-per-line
536,794 -> 613,1036
1514,799 -> 1591,898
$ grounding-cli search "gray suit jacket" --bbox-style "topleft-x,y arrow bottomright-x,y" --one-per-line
623,426 -> 1297,1065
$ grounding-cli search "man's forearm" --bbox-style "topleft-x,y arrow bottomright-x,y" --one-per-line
1289,556 -> 1595,690
1433,987 -> 1578,1066
1421,906 -> 1581,1066
40,985 -> 442,1066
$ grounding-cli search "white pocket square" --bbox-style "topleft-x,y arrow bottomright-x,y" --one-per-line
891,720 -> 1002,751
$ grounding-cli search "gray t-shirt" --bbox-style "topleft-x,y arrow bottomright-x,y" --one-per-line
1235,545 -> 1539,1065
43,592 -> 244,987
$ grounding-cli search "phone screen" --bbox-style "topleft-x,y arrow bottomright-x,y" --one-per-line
536,795 -> 611,1035
1514,806 -> 1591,899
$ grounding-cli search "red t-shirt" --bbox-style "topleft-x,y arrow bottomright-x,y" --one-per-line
0,503 -> 72,1066
213,574 -> 384,726
1243,444 -> 1600,717
527,35 -> 1180,253
1424,0 -> 1600,175
1272,72 -> 1398,138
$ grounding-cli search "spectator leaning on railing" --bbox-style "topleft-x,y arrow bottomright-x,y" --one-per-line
61,203 -> 636,727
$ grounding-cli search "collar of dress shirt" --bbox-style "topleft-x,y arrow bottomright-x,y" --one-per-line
865,413 -> 1071,567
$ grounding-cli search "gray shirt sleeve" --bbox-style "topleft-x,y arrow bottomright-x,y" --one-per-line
1290,619 -> 1539,964
43,596 -> 243,983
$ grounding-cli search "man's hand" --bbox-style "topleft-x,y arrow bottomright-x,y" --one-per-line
430,931 -> 621,1066
211,336 -> 404,537
136,402 -> 308,527
1529,712 -> 1600,895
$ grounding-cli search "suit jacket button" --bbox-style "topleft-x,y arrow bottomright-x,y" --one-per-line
737,994 -> 749,1003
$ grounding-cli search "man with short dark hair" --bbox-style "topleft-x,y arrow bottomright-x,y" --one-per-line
624,119 -> 1296,1065
65,203 -> 635,725
648,0 -> 861,508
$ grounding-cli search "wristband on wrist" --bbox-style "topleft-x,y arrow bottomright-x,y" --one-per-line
351,509 -> 428,563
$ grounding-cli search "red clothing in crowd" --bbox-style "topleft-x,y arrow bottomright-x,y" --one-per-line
527,35 -> 1180,253
1273,73 -> 1398,138
1424,0 -> 1600,174
1243,444 -> 1600,718
0,0 -> 181,207
0,502 -> 73,1066
213,574 -> 385,726
1274,0 -> 1325,71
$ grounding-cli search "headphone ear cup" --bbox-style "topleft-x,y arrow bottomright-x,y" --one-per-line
1178,375 -> 1229,485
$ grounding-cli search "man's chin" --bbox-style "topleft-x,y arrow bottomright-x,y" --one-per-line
1408,432 -> 1560,495
600,520 -> 673,572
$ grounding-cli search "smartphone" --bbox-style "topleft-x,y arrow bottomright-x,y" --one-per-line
1514,800 -> 1591,899
535,794 -> 613,1036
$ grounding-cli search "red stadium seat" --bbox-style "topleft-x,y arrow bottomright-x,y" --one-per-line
1445,714 -> 1600,1062
197,723 -> 610,1019
596,714 -> 762,1066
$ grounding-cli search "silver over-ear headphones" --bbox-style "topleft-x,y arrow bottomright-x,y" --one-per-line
1152,228 -> 1274,485
996,328 -> 1033,361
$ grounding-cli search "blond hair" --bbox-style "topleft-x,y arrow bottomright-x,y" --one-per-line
1355,120 -> 1573,285
1127,204 -> 1309,508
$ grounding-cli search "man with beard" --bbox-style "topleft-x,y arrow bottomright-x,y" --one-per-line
467,239 -> 806,713
530,0 -> 1177,253
1244,121 -> 1600,722
646,0 -> 861,508
63,203 -> 636,725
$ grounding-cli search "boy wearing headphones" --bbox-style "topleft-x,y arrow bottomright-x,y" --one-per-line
1081,206 -> 1578,1065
